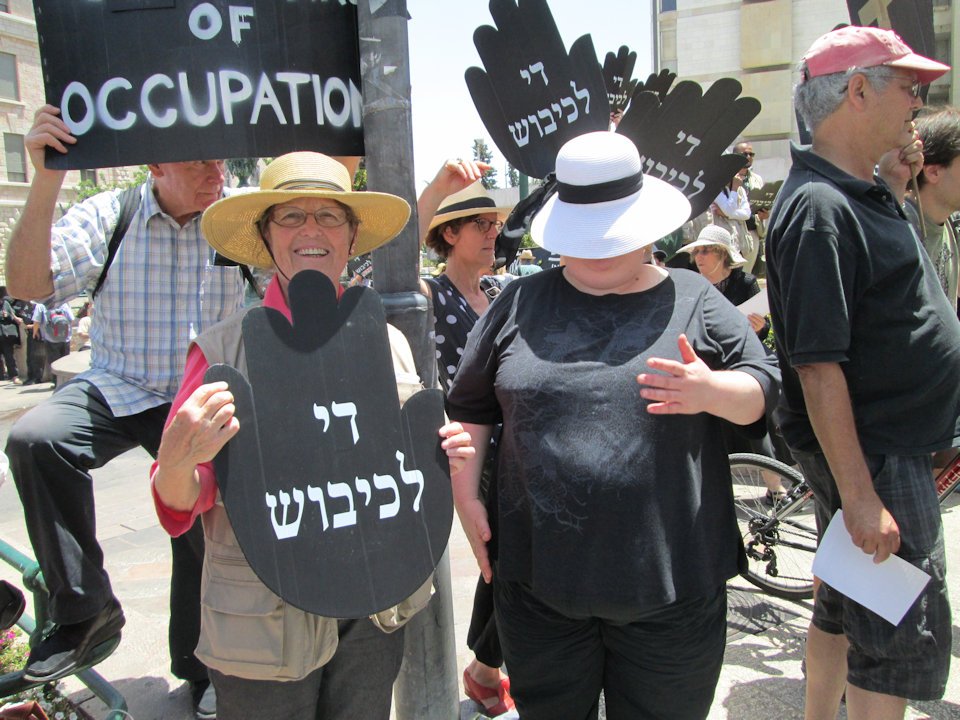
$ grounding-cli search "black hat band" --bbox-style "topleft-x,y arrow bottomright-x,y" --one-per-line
274,178 -> 346,192
441,196 -> 498,214
557,170 -> 644,204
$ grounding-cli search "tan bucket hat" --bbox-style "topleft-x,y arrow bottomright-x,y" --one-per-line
202,152 -> 411,269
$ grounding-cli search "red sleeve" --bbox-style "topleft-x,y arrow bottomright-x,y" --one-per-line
150,343 -> 220,537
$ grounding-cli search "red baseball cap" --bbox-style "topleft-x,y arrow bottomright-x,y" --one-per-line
802,25 -> 950,85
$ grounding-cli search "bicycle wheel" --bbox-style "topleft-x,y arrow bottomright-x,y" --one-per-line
729,453 -> 818,600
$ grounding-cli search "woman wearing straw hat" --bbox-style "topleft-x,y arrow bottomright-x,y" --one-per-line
418,162 -> 516,715
149,152 -> 474,720
446,132 -> 779,719
420,169 -> 513,392
681,224 -> 769,341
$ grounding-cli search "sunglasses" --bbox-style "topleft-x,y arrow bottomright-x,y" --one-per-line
472,218 -> 504,234
689,247 -> 720,256
742,151 -> 755,157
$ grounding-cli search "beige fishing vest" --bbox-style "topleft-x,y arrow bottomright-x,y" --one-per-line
192,307 -> 433,681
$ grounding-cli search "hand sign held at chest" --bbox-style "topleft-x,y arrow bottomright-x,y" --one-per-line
205,271 -> 453,618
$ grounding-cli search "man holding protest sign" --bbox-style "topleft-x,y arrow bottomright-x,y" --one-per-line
4,104 -> 245,716
765,26 -> 958,719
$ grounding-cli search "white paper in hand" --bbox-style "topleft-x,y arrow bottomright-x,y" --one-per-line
736,288 -> 769,316
811,510 -> 930,626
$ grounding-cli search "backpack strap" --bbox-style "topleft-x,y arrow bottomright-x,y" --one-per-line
92,186 -> 142,299
92,185 -> 263,300
239,264 -> 263,299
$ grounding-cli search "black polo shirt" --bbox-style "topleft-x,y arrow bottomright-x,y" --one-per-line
766,145 -> 960,455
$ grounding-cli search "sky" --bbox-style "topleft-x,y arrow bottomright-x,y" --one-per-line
405,0 -> 655,190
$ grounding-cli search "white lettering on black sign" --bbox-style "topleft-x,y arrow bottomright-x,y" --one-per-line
35,1 -> 364,168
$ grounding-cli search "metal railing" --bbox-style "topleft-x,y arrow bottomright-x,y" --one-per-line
0,537 -> 128,719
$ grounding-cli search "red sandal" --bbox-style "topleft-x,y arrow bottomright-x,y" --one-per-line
463,669 -> 515,717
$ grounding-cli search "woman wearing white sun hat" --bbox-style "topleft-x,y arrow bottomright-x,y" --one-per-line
446,132 -> 779,719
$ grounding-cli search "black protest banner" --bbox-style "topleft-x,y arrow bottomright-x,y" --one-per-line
34,1 -> 363,170
748,179 -> 783,213
205,271 -> 452,618
466,0 -> 609,180
616,78 -> 761,220
602,46 -> 638,112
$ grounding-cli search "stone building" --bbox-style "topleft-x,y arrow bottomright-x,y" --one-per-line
0,1 -> 133,285
657,0 -> 959,184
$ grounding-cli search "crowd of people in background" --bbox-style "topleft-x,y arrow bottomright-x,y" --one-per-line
0,290 -> 85,387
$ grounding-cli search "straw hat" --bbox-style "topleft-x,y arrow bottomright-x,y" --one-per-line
426,182 -> 513,232
680,225 -> 746,267
202,152 -> 411,269
530,132 -> 690,259
518,249 -> 536,261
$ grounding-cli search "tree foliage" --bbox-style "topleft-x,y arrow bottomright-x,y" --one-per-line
226,158 -> 259,187
353,157 -> 367,191
472,138 -> 498,190
506,164 -> 519,189
75,166 -> 150,202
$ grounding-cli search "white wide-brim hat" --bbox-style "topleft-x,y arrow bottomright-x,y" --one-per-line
680,224 -> 747,267
202,152 -> 410,269
530,132 -> 690,260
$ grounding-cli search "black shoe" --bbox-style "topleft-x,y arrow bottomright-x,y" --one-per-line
0,580 -> 25,630
762,489 -> 786,507
192,680 -> 217,720
22,598 -> 125,682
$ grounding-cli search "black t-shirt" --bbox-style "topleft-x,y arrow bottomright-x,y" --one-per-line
766,145 -> 960,455
446,267 -> 779,618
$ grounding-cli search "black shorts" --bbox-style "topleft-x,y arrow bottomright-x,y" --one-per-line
794,450 -> 951,701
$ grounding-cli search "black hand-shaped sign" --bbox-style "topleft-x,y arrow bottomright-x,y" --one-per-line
466,0 -> 610,179
602,45 -> 638,112
205,271 -> 452,618
634,69 -> 677,102
616,78 -> 760,220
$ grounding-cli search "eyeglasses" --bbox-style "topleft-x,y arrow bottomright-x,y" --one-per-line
878,74 -> 921,98
849,73 -> 921,98
268,206 -> 353,228
689,247 -> 719,256
471,218 -> 504,234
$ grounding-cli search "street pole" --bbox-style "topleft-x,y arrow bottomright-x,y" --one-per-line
356,3 -> 460,719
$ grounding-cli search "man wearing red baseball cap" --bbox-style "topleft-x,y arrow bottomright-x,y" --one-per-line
765,25 -> 957,720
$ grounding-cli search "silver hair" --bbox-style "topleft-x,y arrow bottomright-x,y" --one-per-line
794,64 -> 895,132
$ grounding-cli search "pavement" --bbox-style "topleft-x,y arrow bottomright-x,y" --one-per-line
0,380 -> 956,719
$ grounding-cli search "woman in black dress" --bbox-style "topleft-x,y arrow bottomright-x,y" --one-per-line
447,132 -> 778,720
418,163 -> 515,715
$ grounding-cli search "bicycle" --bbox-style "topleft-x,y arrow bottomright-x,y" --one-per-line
729,451 -> 960,601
